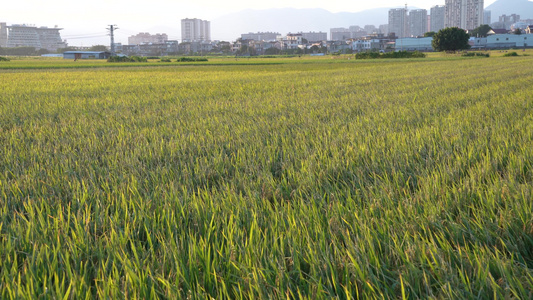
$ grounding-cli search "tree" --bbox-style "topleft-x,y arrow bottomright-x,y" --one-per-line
513,28 -> 522,35
424,31 -> 436,37
432,27 -> 471,52
89,45 -> 108,52
469,24 -> 492,37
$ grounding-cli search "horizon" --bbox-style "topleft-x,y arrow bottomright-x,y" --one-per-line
0,0 -> 508,46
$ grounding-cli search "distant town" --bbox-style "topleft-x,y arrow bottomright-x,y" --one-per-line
1,0 -> 532,57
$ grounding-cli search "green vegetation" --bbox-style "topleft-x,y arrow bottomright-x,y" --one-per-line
107,55 -> 148,62
503,51 -> 519,57
176,57 -> 209,62
1,56 -> 532,298
0,56 -> 9,61
355,51 -> 426,59
469,25 -> 492,38
432,27 -> 471,52
461,52 -> 490,57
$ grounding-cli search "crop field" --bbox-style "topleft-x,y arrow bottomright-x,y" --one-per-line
0,55 -> 532,298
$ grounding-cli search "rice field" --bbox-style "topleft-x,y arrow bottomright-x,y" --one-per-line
0,55 -> 532,298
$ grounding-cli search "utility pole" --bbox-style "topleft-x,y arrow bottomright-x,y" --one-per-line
107,25 -> 118,56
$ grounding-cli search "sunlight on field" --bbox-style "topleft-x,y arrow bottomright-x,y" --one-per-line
1,55 -> 532,298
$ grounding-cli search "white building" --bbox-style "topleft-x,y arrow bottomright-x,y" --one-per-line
181,18 -> 210,42
409,9 -> 428,37
445,0 -> 484,30
0,23 -> 66,51
389,8 -> 409,38
470,34 -> 531,48
431,6 -> 446,32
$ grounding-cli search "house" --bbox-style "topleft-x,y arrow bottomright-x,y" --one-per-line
63,51 -> 111,60
488,29 -> 509,35
526,26 -> 533,35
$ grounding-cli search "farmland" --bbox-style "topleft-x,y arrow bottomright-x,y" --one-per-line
0,54 -> 532,298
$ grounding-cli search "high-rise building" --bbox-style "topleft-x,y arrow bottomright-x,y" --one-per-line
181,18 -> 210,42
389,8 -> 409,38
430,5 -> 446,32
484,10 -> 491,25
0,23 -> 7,47
445,0 -> 484,30
409,9 -> 428,37
1,23 -> 66,51
379,24 -> 389,35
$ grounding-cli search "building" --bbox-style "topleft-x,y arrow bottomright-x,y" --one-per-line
470,34 -> 530,49
63,51 -> 110,60
445,0 -> 484,30
379,24 -> 389,34
409,9 -> 428,37
0,23 -> 7,47
181,18 -> 210,42
492,14 -> 521,30
389,8 -> 409,38
330,28 -> 352,41
128,32 -> 168,45
395,37 -> 434,51
430,5 -> 446,32
527,25 -> 533,35
298,31 -> 327,42
484,10 -> 491,25
1,23 -> 66,51
240,32 -> 280,41
364,25 -> 377,34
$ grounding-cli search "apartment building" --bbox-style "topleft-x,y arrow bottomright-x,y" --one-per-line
181,18 -> 210,42
409,9 -> 428,37
389,8 -> 409,38
445,0 -> 484,30
430,6 -> 446,32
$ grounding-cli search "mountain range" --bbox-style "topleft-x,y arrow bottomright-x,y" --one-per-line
212,0 -> 533,41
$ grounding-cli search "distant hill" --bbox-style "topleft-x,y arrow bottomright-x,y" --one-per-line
486,0 -> 533,21
211,7 -> 405,41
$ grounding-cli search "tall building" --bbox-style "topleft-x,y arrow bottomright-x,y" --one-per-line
409,9 -> 428,37
484,10 -> 491,25
389,8 -> 409,38
1,23 -> 66,51
445,0 -> 484,30
241,32 -> 280,41
379,24 -> 389,35
181,18 -> 210,42
0,23 -> 7,47
430,5 -> 446,32
128,32 -> 168,45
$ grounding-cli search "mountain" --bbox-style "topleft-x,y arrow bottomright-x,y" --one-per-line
486,0 -> 533,21
211,7 -> 401,41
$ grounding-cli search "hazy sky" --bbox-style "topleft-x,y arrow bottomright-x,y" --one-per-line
2,0 -> 498,46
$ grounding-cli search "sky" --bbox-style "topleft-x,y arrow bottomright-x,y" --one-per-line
2,0 -> 498,46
